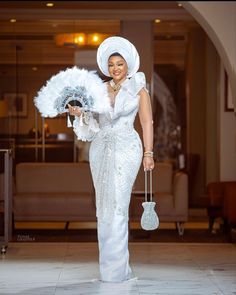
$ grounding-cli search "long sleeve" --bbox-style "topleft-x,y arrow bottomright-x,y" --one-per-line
73,111 -> 100,142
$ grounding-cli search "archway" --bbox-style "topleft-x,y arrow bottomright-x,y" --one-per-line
180,1 -> 236,108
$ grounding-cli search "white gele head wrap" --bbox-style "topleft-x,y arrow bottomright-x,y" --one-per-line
96,36 -> 140,78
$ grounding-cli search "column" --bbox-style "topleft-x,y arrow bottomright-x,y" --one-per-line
120,21 -> 154,140
120,21 -> 154,89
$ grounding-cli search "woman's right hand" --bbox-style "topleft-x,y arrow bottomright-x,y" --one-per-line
68,104 -> 82,117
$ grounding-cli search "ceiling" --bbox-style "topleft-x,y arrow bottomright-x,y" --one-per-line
0,1 -> 189,11
0,1 -> 198,68
0,1 -> 194,23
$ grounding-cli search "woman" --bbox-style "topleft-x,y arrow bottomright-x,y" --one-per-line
68,36 -> 154,282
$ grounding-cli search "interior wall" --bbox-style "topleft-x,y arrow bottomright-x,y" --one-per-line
0,65 -> 74,136
180,1 -> 236,182
186,26 -> 206,205
181,1 -> 236,106
120,21 -> 154,86
220,62 -> 236,180
205,36 -> 219,184
120,20 -> 154,143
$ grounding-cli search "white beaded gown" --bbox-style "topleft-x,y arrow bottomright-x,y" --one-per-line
73,72 -> 146,282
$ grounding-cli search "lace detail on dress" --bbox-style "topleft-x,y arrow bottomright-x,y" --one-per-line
95,129 -> 116,223
73,111 -> 100,142
90,124 -> 142,224
116,205 -> 129,220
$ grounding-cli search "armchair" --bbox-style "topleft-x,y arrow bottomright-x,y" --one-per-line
223,182 -> 236,225
206,181 -> 236,232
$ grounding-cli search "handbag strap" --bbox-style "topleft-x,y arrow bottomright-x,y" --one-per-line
145,169 -> 153,202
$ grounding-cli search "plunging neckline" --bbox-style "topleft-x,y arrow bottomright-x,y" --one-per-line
109,91 -> 120,109
107,79 -> 127,110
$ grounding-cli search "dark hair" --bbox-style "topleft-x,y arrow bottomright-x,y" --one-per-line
109,52 -> 124,59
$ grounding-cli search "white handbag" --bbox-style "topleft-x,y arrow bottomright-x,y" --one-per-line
141,169 -> 159,231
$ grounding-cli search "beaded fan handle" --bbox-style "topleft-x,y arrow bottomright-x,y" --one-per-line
144,169 -> 153,203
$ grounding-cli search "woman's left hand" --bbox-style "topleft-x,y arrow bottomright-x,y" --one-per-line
143,156 -> 155,171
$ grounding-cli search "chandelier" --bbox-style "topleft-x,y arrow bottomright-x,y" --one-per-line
55,33 -> 111,48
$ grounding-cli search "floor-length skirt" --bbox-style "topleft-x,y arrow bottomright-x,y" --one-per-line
97,210 -> 131,282
89,127 -> 143,282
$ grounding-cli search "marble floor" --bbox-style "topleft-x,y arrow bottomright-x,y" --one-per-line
0,242 -> 236,295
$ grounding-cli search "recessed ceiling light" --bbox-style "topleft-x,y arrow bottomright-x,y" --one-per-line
93,35 -> 99,42
10,19 -> 16,23
178,3 -> 183,7
46,3 -> 54,7
154,19 -> 161,24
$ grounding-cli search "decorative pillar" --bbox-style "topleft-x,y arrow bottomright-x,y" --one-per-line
120,21 -> 154,90
120,20 -> 154,141
186,26 -> 206,205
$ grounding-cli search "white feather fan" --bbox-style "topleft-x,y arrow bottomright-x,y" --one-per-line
34,66 -> 110,117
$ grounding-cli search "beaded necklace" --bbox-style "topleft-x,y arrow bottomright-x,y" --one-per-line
110,80 -> 122,92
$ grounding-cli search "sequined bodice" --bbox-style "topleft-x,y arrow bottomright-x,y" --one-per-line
73,72 -> 146,223
89,73 -> 146,223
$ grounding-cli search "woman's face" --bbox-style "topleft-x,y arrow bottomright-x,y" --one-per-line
108,55 -> 128,82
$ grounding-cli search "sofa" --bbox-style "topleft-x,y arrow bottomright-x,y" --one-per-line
14,162 -> 96,222
13,162 -> 188,234
224,182 -> 236,225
